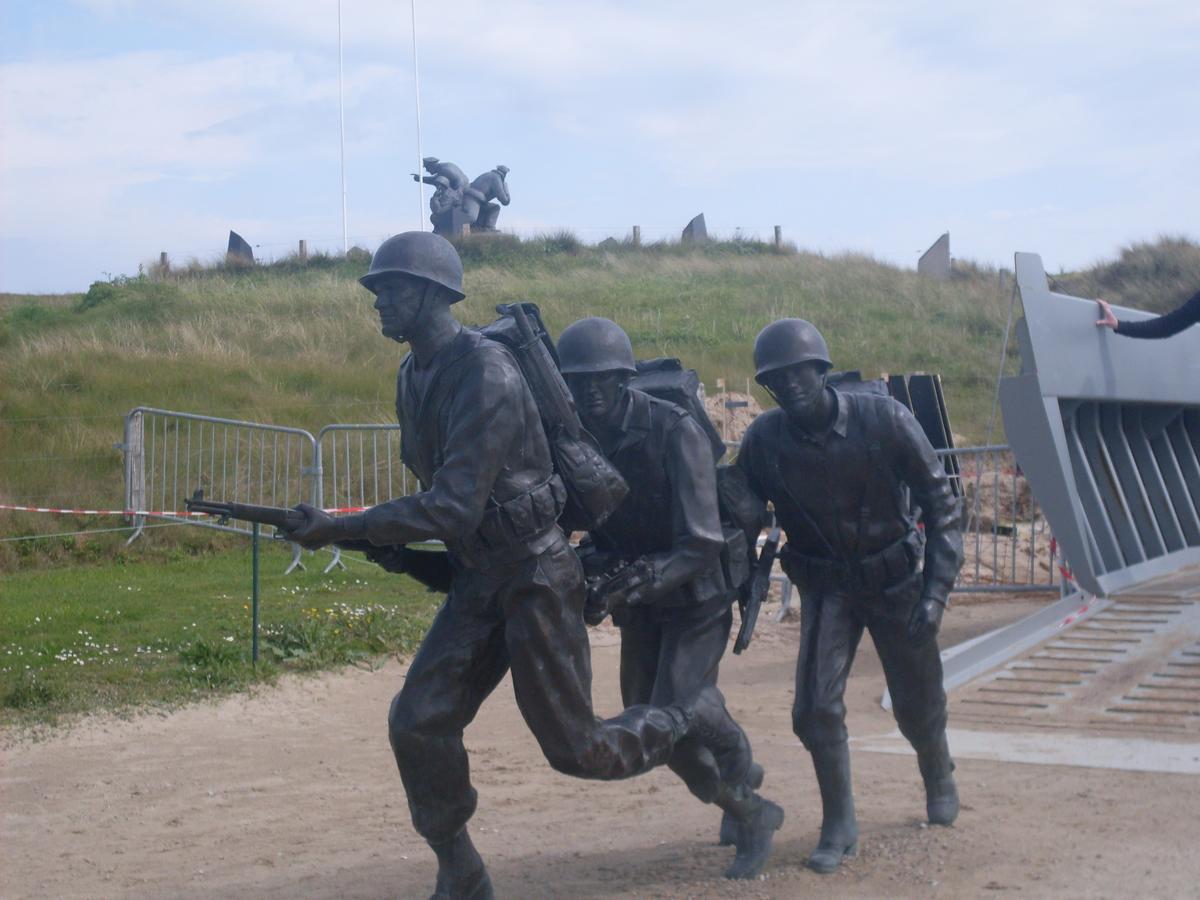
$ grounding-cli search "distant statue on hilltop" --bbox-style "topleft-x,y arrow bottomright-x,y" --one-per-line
414,157 -> 510,237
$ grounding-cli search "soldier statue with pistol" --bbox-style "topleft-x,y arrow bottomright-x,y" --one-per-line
736,318 -> 964,874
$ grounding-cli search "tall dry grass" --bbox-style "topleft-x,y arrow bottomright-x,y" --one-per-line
2,233 -> 1192,569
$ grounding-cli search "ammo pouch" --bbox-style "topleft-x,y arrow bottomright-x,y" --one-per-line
780,529 -> 922,596
661,527 -> 749,609
476,474 -> 567,551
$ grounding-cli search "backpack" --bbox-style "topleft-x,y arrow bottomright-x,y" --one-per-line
630,358 -> 727,462
478,303 -> 629,531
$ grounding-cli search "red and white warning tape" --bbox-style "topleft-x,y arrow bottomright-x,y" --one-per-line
0,503 -> 368,517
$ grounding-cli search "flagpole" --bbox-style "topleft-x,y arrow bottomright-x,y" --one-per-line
411,0 -> 425,230
337,0 -> 349,253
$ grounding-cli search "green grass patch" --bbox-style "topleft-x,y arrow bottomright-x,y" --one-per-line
0,542 -> 440,728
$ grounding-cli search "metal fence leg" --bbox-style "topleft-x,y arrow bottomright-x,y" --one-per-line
774,576 -> 795,621
284,541 -> 307,575
124,514 -> 146,546
323,546 -> 347,574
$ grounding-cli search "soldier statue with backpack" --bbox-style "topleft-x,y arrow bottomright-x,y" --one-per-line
556,316 -> 785,881
281,233 -> 751,900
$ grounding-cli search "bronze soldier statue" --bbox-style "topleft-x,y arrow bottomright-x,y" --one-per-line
282,232 -> 748,900
735,319 -> 964,874
557,318 -> 784,880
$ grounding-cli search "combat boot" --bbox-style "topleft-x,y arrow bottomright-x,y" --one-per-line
718,762 -> 764,846
806,742 -> 858,874
429,828 -> 494,900
714,781 -> 785,880
681,686 -> 752,786
917,734 -> 959,826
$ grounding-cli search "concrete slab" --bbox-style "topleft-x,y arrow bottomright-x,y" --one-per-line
854,727 -> 1200,774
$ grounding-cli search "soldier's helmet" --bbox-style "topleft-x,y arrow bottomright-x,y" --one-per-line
359,232 -> 465,302
557,317 -> 637,375
753,318 -> 832,383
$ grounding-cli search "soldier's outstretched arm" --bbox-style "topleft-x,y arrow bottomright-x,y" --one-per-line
733,422 -> 771,507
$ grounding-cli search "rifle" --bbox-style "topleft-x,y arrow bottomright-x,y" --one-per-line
733,520 -> 781,655
583,556 -> 654,625
184,489 -> 453,592
185,489 -> 307,532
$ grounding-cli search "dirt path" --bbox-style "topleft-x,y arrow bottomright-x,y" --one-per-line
4,597 -> 1199,899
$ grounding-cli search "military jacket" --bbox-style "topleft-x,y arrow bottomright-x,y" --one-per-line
590,389 -> 727,609
737,389 -> 963,603
361,327 -> 562,568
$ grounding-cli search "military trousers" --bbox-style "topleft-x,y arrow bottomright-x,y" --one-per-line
388,534 -> 685,846
618,597 -> 749,804
791,571 -> 948,751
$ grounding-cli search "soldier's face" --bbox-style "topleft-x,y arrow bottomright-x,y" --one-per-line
763,361 -> 827,419
566,371 -> 628,427
372,276 -> 427,342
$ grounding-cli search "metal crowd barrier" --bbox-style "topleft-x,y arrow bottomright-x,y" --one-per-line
123,410 -> 1063,594
317,423 -> 411,572
122,407 -> 319,572
939,445 -> 1063,595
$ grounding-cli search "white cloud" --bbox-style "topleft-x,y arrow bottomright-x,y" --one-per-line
2,1 -> 1197,290
1,50 -> 405,233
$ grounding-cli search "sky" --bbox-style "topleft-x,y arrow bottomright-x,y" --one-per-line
2,0 -> 1198,294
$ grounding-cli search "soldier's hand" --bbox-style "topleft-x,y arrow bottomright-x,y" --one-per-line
907,597 -> 945,647
613,558 -> 656,607
284,502 -> 341,551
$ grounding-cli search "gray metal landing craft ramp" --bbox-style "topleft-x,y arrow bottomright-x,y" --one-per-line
951,569 -> 1200,737
867,254 -> 1200,770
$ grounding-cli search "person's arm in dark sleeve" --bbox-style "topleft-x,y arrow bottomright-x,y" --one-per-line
639,416 -> 725,602
733,423 -> 773,569
1114,289 -> 1200,338
891,403 -> 963,605
360,350 -> 525,546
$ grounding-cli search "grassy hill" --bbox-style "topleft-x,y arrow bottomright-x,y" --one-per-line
1,233 -> 1194,570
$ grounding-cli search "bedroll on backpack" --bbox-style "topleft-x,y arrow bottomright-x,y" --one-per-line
481,303 -> 629,530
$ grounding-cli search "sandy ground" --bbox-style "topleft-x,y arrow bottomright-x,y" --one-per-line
4,596 -> 1200,900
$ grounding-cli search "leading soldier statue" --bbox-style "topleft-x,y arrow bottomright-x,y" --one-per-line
557,318 -> 784,880
735,319 -> 964,874
281,232 -> 749,900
